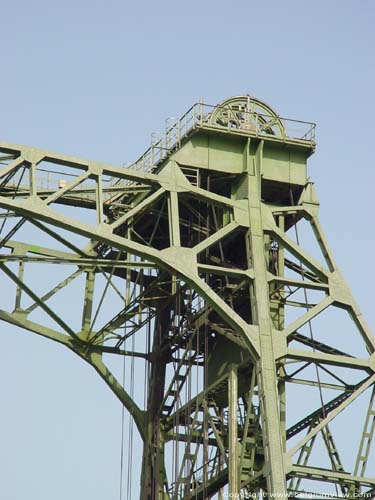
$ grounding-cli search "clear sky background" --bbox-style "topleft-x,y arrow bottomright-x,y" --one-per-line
0,1 -> 374,499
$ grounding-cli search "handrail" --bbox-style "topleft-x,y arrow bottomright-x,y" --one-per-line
125,101 -> 316,175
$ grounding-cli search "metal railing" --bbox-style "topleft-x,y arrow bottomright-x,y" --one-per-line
4,167 -> 117,203
127,102 -> 316,174
1,102 -> 316,196
169,454 -> 222,499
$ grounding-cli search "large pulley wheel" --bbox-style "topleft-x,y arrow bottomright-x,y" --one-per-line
209,95 -> 286,138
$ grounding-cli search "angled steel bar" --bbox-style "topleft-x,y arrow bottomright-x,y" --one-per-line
270,225 -> 329,282
288,375 -> 375,457
0,156 -> 24,179
283,296 -> 333,338
354,385 -> 375,477
1,97 -> 374,499
193,220 -> 238,255
286,348 -> 372,372
25,268 -> 83,313
111,187 -> 165,230
45,170 -> 91,204
0,262 -> 79,339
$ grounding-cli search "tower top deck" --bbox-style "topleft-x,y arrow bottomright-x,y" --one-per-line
131,95 -> 316,174
0,96 -> 316,206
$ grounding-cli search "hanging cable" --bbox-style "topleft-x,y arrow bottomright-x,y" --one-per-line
290,188 -> 339,497
119,256 -> 130,500
127,267 -> 139,498
119,231 -> 132,500
290,189 -> 326,411
119,337 -> 126,500
126,328 -> 135,500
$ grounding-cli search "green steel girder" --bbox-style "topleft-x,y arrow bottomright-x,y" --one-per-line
0,96 -> 374,499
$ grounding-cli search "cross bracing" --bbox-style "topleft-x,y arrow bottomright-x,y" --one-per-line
0,96 -> 374,499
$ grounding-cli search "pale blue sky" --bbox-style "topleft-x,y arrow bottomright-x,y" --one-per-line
0,1 -> 374,499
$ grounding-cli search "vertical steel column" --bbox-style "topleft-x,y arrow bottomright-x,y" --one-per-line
246,139 -> 287,495
29,162 -> 37,196
168,190 -> 181,247
228,364 -> 239,496
141,309 -> 169,500
81,271 -> 95,336
15,259 -> 25,310
277,215 -> 286,452
96,174 -> 104,224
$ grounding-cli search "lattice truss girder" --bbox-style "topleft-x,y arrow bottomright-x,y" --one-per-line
0,127 -> 374,500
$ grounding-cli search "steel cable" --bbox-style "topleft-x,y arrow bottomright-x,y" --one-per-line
290,189 -> 340,497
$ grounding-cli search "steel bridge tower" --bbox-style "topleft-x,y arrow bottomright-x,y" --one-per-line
0,96 -> 374,499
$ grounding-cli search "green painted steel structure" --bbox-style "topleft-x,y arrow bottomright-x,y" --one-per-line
0,96 -> 374,499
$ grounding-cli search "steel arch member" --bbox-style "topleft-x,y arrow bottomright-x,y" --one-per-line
0,96 -> 374,500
